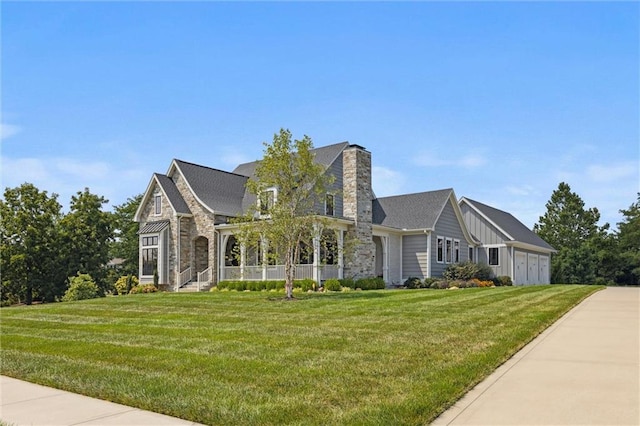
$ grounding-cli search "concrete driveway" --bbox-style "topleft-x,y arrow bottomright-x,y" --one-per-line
434,286 -> 640,425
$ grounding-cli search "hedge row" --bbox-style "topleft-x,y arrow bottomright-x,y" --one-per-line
216,277 -> 386,292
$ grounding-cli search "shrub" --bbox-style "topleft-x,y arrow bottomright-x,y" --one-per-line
62,273 -> 99,302
298,279 -> 317,292
423,277 -> 439,288
324,279 -> 342,292
404,277 -> 422,289
339,278 -> 356,289
114,275 -> 139,295
494,276 -> 513,287
129,284 -> 158,294
443,261 -> 494,281
356,277 -> 386,290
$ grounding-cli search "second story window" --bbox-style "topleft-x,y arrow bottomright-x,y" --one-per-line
154,194 -> 162,215
259,189 -> 276,216
325,194 -> 335,216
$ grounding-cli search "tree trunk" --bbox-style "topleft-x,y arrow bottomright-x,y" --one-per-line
285,247 -> 295,299
25,284 -> 33,305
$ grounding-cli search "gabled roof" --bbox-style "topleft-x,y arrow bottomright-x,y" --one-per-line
373,189 -> 454,230
231,141 -> 351,178
133,174 -> 191,222
154,174 -> 191,215
460,197 -> 555,251
169,160 -> 248,217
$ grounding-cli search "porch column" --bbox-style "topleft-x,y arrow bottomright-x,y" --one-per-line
240,243 -> 246,281
382,236 -> 389,283
337,230 -> 344,280
261,237 -> 267,281
220,234 -> 229,282
313,225 -> 320,283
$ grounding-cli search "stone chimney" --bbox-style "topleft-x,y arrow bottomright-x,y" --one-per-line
342,144 -> 375,279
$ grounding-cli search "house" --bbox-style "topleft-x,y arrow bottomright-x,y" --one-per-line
134,142 -> 554,290
459,197 -> 556,285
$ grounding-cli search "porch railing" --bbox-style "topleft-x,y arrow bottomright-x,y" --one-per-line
221,264 -> 339,281
197,267 -> 212,291
179,267 -> 192,287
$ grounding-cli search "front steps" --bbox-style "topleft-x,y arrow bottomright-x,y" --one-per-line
177,281 -> 212,292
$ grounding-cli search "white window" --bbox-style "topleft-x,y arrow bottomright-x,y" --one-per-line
154,194 -> 162,215
437,236 -> 444,263
446,238 -> 453,263
141,235 -> 159,276
454,240 -> 460,263
489,247 -> 499,266
325,194 -> 335,216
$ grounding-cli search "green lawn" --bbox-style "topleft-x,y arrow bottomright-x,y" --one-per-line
1,285 -> 601,425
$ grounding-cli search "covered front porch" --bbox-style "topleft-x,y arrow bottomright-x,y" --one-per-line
217,227 -> 345,283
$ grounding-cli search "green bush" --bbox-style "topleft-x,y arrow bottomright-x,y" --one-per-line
298,279 -> 317,292
356,277 -> 385,290
62,273 -> 99,302
129,284 -> 158,294
114,275 -> 139,295
324,279 -> 342,292
338,278 -> 356,289
443,261 -> 494,281
404,277 -> 422,289
423,277 -> 439,288
494,276 -> 513,287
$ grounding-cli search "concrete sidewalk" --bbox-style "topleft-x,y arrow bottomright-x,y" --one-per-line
434,286 -> 640,426
0,376 -> 203,425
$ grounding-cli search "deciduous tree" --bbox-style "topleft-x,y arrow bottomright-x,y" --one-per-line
617,194 -> 640,285
234,129 -> 334,299
110,194 -> 142,276
0,183 -> 64,304
60,188 -> 113,294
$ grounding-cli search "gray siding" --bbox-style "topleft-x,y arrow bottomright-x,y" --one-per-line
402,234 -> 428,279
431,202 -> 470,277
388,233 -> 402,285
315,154 -> 344,217
461,204 -> 509,245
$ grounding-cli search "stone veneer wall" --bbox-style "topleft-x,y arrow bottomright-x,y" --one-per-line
172,172 -> 218,286
342,145 -> 375,279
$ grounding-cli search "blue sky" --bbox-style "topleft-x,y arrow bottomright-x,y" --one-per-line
2,2 -> 638,229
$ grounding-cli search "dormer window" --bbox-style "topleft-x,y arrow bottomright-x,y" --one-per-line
259,189 -> 276,216
325,194 -> 335,216
154,194 -> 162,215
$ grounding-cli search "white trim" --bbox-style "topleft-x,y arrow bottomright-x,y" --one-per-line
459,197 -> 515,241
488,247 -> 500,266
436,236 -> 444,263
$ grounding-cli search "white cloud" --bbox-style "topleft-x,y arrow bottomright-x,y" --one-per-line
372,165 -> 407,197
586,162 -> 638,183
54,158 -> 111,180
506,185 -> 537,196
0,123 -> 22,140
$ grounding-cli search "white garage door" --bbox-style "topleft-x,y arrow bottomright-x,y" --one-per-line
539,256 -> 550,284
515,252 -> 527,285
528,254 -> 539,284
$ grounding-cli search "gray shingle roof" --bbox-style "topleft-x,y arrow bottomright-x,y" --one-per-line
173,160 -> 248,216
154,174 -> 191,215
373,189 -> 453,230
231,141 -> 350,178
461,198 -> 555,251
138,220 -> 170,234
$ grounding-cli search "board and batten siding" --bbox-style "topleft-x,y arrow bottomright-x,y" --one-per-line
320,154 -> 344,217
402,234 -> 428,279
431,201 -> 470,277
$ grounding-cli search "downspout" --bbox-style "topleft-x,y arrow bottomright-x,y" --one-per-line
425,229 -> 431,279
176,214 -> 181,291
213,228 -> 220,286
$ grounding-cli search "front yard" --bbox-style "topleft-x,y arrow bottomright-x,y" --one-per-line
0,285 -> 601,425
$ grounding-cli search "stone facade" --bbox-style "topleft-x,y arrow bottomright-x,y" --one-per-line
342,145 -> 375,279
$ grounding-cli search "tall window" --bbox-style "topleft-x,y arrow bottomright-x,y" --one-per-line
154,194 -> 162,215
489,247 -> 499,266
142,235 -> 159,275
454,240 -> 460,263
437,236 -> 444,263
325,194 -> 335,216
469,247 -> 474,262
260,189 -> 275,215
446,238 -> 453,263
